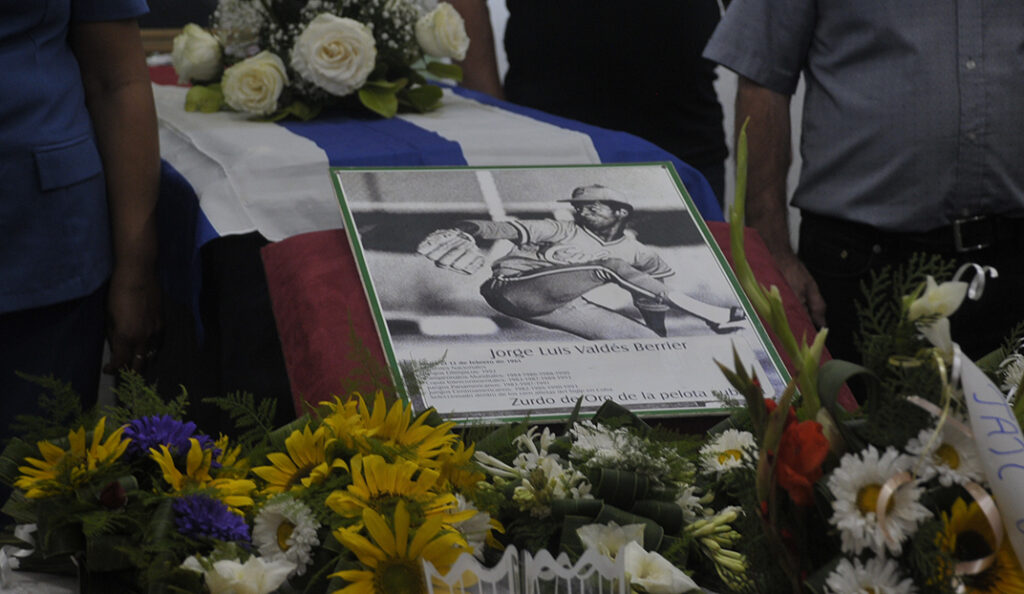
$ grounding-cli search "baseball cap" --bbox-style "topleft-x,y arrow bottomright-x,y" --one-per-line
559,185 -> 634,213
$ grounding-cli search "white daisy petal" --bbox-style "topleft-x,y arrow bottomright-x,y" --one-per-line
825,555 -> 917,594
252,495 -> 320,576
827,446 -> 932,555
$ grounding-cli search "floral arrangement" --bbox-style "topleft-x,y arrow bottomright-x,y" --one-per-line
0,388 -> 492,593
701,124 -> 1024,593
3,127 -> 1024,594
171,0 -> 469,119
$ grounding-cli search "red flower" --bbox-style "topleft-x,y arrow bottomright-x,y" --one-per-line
775,419 -> 829,506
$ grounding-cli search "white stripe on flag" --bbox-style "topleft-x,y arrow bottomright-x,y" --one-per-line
398,90 -> 601,166
154,85 -> 602,243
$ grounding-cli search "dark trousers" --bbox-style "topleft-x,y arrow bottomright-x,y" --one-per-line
0,285 -> 106,443
799,213 -> 1024,365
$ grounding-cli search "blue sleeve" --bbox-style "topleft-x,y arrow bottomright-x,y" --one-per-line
72,0 -> 149,22
702,0 -> 815,95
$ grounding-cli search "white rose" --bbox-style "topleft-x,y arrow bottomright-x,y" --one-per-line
415,2 -> 470,61
172,23 -> 223,84
290,13 -> 377,97
221,51 -> 289,115
622,541 -> 700,594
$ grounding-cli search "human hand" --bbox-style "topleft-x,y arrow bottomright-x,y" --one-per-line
774,253 -> 827,328
104,267 -> 162,374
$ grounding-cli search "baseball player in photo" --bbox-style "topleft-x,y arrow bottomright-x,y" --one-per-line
416,184 -> 746,340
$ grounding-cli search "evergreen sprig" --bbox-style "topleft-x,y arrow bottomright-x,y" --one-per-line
202,391 -> 278,449
8,373 -> 89,444
103,369 -> 190,426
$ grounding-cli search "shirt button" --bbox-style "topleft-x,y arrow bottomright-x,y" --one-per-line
965,59 -> 977,70
967,132 -> 977,142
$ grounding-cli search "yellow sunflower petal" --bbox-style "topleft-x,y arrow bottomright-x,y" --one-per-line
362,506 -> 397,556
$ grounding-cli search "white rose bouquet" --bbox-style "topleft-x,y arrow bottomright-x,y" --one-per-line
171,0 -> 469,119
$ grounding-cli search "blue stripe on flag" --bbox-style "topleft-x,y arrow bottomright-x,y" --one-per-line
279,113 -> 467,167
450,86 -> 724,222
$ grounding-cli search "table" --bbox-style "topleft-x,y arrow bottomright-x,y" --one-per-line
151,74 -> 733,429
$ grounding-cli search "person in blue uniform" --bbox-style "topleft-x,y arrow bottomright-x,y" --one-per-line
0,0 -> 161,438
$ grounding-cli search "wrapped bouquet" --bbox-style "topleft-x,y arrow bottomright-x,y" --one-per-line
170,0 -> 469,119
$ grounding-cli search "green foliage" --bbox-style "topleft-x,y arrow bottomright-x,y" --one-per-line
358,78 -> 407,118
856,253 -> 956,363
400,83 -> 444,112
103,369 -> 190,426
8,373 -> 89,444
202,391 -> 280,449
184,84 -> 224,113
425,61 -> 463,82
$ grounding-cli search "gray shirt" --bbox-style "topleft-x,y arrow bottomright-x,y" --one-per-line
704,0 -> 1024,232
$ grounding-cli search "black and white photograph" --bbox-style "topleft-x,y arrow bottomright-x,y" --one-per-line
334,164 -> 788,422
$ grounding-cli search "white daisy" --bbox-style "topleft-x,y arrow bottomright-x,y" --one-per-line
827,446 -> 931,555
699,429 -> 756,475
904,421 -> 984,487
824,555 -> 917,594
251,495 -> 320,576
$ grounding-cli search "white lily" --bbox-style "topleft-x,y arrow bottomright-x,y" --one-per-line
576,522 -> 645,559
622,541 -> 700,594
908,276 -> 968,322
181,555 -> 295,594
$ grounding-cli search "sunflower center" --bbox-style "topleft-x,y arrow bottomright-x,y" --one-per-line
855,484 -> 890,515
935,443 -> 961,469
276,521 -> 295,551
717,449 -> 743,464
374,558 -> 427,594
954,530 -> 993,560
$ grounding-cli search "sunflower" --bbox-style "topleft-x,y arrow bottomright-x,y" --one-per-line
330,500 -> 469,594
937,498 -> 1024,593
213,434 -> 250,478
151,438 -> 255,509
16,417 -> 131,498
436,441 -> 485,492
325,454 -> 469,522
150,437 -> 213,491
321,397 -> 374,449
252,425 -> 347,494
355,392 -> 458,465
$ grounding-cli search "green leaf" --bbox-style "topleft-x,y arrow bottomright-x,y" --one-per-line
184,84 -> 224,113
401,84 -> 444,113
425,61 -> 463,82
265,100 -> 323,123
358,85 -> 399,118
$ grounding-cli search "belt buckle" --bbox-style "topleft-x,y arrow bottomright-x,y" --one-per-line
952,215 -> 992,253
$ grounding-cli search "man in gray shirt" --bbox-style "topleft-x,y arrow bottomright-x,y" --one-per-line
704,0 -> 1024,363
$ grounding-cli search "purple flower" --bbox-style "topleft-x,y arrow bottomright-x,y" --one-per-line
124,415 -> 217,459
172,494 -> 250,542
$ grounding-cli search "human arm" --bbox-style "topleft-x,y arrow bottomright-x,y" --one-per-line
70,19 -> 162,372
448,0 -> 504,99
736,76 -> 825,326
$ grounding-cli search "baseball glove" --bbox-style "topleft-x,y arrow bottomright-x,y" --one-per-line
416,228 -> 486,275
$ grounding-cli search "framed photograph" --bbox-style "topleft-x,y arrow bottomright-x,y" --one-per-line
332,163 -> 789,423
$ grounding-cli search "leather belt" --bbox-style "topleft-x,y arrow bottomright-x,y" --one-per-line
801,212 -> 1024,254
